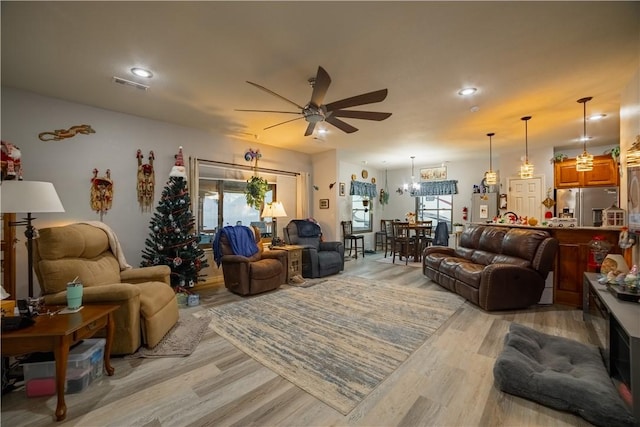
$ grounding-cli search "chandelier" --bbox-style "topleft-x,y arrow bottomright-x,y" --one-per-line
484,132 -> 497,185
576,96 -> 594,172
520,116 -> 534,179
403,156 -> 420,194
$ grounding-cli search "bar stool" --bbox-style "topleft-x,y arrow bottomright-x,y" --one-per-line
341,220 -> 365,259
374,219 -> 388,252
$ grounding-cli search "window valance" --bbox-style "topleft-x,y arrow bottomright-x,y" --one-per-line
350,181 -> 377,198
412,180 -> 458,196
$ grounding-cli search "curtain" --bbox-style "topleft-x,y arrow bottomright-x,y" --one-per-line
296,172 -> 310,218
412,180 -> 458,196
350,181 -> 377,198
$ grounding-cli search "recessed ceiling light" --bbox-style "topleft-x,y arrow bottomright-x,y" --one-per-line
458,87 -> 477,96
589,113 -> 606,121
131,67 -> 153,78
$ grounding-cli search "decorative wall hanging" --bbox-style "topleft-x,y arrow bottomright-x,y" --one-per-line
244,148 -> 262,162
38,124 -> 95,141
90,168 -> 113,221
136,149 -> 155,212
339,182 -> 346,196
1,140 -> 23,180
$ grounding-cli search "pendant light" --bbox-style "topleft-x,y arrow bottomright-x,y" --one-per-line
576,96 -> 594,172
520,116 -> 534,179
484,132 -> 497,185
403,156 -> 419,193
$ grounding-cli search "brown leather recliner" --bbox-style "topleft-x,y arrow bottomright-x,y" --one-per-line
33,223 -> 179,355
215,225 -> 286,296
423,224 -> 558,311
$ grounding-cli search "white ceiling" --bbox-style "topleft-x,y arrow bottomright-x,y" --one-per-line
2,2 -> 638,170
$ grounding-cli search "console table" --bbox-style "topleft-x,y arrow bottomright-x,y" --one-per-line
583,272 -> 639,423
1,304 -> 119,421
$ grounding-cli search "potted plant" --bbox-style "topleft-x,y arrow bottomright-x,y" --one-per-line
453,223 -> 464,233
245,176 -> 269,210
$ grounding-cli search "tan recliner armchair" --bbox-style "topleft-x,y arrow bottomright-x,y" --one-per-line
33,223 -> 179,355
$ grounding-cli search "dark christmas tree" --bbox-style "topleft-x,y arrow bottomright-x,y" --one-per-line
140,147 -> 208,289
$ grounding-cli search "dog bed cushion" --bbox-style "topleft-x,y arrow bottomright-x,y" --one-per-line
493,323 -> 635,427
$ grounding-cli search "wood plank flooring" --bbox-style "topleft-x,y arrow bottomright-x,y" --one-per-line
1,254 -> 595,426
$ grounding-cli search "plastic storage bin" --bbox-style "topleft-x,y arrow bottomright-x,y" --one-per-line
23,338 -> 106,396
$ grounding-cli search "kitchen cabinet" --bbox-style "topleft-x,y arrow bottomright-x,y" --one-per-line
554,155 -> 619,188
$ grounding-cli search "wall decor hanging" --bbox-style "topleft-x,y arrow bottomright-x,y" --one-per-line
38,124 -> 95,141
136,149 -> 155,212
90,168 -> 113,221
1,140 -> 23,180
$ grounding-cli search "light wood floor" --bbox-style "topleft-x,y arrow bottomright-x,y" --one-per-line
1,253 -> 594,427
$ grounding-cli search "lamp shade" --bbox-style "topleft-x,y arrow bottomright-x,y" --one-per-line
261,201 -> 287,218
1,181 -> 65,213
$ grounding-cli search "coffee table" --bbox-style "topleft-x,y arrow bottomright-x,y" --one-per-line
1,304 -> 119,421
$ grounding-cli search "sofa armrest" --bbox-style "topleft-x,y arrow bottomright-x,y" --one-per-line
42,283 -> 141,305
262,251 -> 287,262
120,266 -> 171,285
319,241 -> 342,252
480,264 -> 545,310
423,246 -> 456,257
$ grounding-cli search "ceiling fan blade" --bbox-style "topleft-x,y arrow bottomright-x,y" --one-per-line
309,66 -> 331,107
331,110 -> 392,121
235,109 -> 301,115
263,116 -> 304,130
324,89 -> 388,112
246,81 -> 304,110
325,116 -> 358,134
304,122 -> 316,136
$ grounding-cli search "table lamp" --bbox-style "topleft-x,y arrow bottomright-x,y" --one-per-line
261,201 -> 287,246
1,181 -> 65,297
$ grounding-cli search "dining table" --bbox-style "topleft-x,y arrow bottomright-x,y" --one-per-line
394,222 -> 433,262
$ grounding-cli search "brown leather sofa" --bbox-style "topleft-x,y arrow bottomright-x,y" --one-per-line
215,225 -> 287,295
33,223 -> 179,355
422,224 -> 558,311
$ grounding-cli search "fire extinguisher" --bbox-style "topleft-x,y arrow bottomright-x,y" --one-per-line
462,206 -> 468,221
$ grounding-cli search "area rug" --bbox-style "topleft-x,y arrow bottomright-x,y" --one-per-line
376,256 -> 422,268
125,311 -> 210,359
208,276 -> 464,414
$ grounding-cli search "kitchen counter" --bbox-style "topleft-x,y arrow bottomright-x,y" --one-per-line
470,222 -> 629,308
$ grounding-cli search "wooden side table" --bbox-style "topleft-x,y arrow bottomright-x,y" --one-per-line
271,245 -> 303,282
1,304 -> 119,421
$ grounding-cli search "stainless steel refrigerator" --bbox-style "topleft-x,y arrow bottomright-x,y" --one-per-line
555,187 -> 619,227
471,193 -> 498,223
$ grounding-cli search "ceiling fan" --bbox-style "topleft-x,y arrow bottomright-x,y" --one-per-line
236,66 -> 391,136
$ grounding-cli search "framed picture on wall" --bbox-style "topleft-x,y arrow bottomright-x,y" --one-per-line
420,166 -> 447,181
319,199 -> 329,209
628,166 -> 640,232
499,194 -> 508,209
339,182 -> 345,196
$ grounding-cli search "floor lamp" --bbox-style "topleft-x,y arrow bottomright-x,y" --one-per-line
1,181 -> 65,297
261,201 -> 287,246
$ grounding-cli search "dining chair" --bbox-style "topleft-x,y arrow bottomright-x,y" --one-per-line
374,219 -> 387,253
413,220 -> 433,262
392,222 -> 414,265
341,220 -> 365,259
383,220 -> 395,257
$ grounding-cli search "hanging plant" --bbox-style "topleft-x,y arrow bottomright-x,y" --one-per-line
380,169 -> 390,205
245,176 -> 269,210
244,152 -> 268,210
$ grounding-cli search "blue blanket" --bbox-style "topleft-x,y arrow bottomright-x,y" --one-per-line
212,225 -> 259,267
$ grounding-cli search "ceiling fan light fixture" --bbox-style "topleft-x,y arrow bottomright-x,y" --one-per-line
519,116 -> 534,179
131,67 -> 153,78
458,87 -> 477,96
576,96 -> 594,172
589,113 -> 606,121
